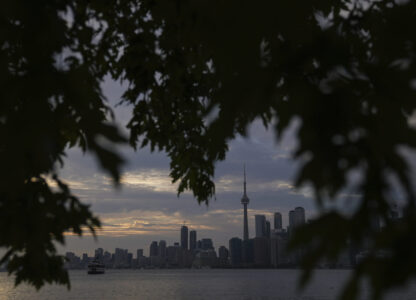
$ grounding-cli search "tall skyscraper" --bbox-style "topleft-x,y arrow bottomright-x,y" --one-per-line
115,248 -> 128,268
242,239 -> 254,264
137,249 -> 143,258
255,215 -> 266,237
218,246 -> 229,266
95,247 -> 103,259
127,252 -> 133,266
288,210 -> 295,230
190,230 -> 197,251
274,212 -> 282,230
270,231 -> 289,267
294,207 -> 305,227
254,237 -> 270,267
270,233 -> 279,268
181,225 -> 188,250
229,237 -> 243,267
149,241 -> 158,257
265,220 -> 271,238
159,240 -> 166,258
241,165 -> 250,241
201,238 -> 214,250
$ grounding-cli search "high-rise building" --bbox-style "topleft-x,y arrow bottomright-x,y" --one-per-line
190,230 -> 197,251
254,237 -> 270,267
95,248 -> 103,259
166,246 -> 177,266
181,225 -> 188,250
115,248 -> 128,268
218,246 -> 229,263
270,231 -> 289,267
103,251 -> 112,266
172,243 -> 184,267
82,253 -> 88,267
137,249 -> 143,259
242,239 -> 254,265
270,234 -> 279,268
274,212 -> 282,230
294,207 -> 305,227
265,220 -> 271,238
255,215 -> 266,238
159,240 -> 166,258
288,210 -> 295,232
150,241 -> 158,257
201,238 -> 214,250
218,246 -> 229,267
229,237 -> 243,267
241,165 -> 250,241
127,252 -> 133,267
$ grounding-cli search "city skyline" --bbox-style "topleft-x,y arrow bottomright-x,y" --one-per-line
62,199 -> 395,271
64,204 -> 314,270
55,79 -> 365,256
64,203 -> 308,258
62,170 -> 394,270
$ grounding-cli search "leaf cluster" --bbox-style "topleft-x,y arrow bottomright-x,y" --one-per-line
0,0 -> 125,288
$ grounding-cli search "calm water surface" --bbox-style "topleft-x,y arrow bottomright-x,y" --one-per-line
1,269 -> 415,300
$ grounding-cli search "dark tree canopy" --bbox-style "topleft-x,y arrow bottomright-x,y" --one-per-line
1,0 -> 416,299
0,0 -> 126,288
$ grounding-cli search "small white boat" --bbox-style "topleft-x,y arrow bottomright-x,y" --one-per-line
87,259 -> 105,274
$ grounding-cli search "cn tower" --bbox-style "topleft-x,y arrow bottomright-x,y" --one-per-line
241,165 -> 250,241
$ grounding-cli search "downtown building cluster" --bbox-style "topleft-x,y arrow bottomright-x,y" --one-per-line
65,206 -> 351,270
64,170 -> 361,270
228,207 -> 311,268
58,204 -> 403,270
228,169 -> 353,268
65,226 -> 222,269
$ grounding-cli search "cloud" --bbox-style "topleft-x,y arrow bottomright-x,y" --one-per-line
66,209 -> 216,238
121,169 -> 178,193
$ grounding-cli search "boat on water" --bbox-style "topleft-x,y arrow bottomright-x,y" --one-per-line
87,259 -> 105,274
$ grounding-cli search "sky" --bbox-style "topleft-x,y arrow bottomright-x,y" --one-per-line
58,77 -> 322,257
56,71 -> 416,257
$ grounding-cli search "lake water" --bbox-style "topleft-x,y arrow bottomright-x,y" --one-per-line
1,269 -> 415,300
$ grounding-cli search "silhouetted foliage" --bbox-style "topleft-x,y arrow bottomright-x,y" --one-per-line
0,0 -> 125,289
1,0 -> 416,299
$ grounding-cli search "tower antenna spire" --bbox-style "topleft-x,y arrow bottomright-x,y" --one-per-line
241,163 -> 249,241
244,163 -> 247,195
